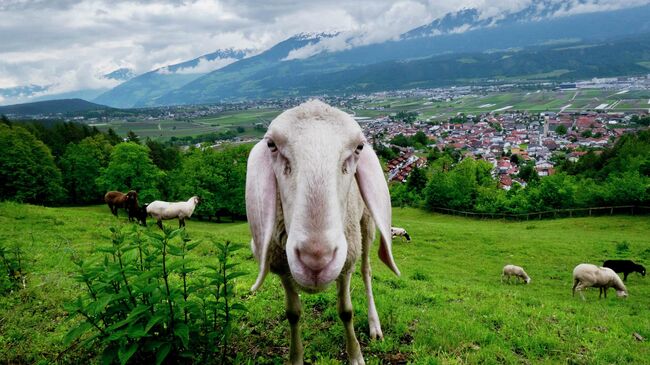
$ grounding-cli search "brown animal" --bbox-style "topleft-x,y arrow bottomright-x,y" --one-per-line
104,190 -> 139,220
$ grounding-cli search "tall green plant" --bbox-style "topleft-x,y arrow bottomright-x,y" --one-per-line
64,225 -> 247,364
0,242 -> 25,293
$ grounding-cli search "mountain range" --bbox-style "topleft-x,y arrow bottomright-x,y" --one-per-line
93,49 -> 248,108
101,2 -> 650,107
5,1 -> 650,109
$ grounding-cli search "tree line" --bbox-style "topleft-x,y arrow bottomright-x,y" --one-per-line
0,116 -> 249,219
391,129 -> 650,213
1,115 -> 648,218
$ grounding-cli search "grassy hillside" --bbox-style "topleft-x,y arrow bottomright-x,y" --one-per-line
0,98 -> 111,116
1,203 -> 649,363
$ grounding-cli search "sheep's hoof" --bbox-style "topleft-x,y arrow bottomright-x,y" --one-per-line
349,356 -> 366,365
369,325 -> 383,340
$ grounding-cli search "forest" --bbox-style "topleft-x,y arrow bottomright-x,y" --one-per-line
1,115 -> 648,218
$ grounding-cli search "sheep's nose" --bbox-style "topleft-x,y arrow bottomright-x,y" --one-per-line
296,246 -> 337,272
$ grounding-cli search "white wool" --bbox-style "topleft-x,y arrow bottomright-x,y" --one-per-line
245,100 -> 399,364
502,264 -> 531,284
572,263 -> 628,300
146,196 -> 199,228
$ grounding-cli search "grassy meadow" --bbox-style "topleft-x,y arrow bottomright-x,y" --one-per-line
1,202 -> 649,364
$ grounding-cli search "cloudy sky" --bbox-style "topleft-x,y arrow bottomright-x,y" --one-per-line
0,0 -> 647,101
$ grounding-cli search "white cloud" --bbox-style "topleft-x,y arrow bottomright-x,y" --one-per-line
174,57 -> 240,74
0,0 -> 647,100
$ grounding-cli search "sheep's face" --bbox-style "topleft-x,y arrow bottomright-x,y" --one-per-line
264,115 -> 365,290
616,289 -> 628,298
126,191 -> 138,203
246,100 -> 400,293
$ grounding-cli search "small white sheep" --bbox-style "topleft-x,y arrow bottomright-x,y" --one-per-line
572,263 -> 628,300
246,100 -> 400,364
391,226 -> 411,242
501,264 -> 531,284
146,196 -> 200,229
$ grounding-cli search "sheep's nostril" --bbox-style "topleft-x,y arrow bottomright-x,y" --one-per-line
296,246 -> 337,272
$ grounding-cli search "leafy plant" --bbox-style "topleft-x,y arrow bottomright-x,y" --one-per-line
64,225 -> 247,364
0,241 -> 25,293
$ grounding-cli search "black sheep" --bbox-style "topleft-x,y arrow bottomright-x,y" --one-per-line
603,260 -> 646,281
133,204 -> 148,226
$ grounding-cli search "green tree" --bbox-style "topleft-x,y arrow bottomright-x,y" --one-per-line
171,144 -> 251,219
390,134 -> 410,147
509,153 -> 521,166
517,161 -> 540,184
60,135 -> 113,204
106,128 -> 122,145
412,131 -> 429,146
406,166 -> 428,194
424,158 -> 495,210
0,124 -> 64,203
126,130 -> 140,144
555,124 -> 568,135
96,142 -> 164,202
146,139 -> 181,171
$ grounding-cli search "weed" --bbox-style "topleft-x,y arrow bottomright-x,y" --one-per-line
63,225 -> 247,364
0,241 -> 25,293
616,241 -> 631,254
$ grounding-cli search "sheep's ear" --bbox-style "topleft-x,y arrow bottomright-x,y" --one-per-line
246,140 -> 277,291
355,145 -> 400,277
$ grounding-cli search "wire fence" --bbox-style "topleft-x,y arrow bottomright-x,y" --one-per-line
429,205 -> 650,221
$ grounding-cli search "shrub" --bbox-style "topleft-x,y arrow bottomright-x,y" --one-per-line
64,226 -> 246,364
0,242 -> 25,293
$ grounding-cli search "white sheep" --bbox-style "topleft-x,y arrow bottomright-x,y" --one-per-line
146,196 -> 200,229
246,100 -> 400,365
572,263 -> 628,300
391,226 -> 411,242
501,264 -> 531,284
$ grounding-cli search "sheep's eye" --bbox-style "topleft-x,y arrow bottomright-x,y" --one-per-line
355,143 -> 364,154
267,140 -> 277,152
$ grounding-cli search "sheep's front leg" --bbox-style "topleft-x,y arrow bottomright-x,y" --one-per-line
361,248 -> 382,340
280,276 -> 303,365
337,271 -> 365,365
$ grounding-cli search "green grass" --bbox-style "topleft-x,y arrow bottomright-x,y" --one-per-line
1,203 -> 649,364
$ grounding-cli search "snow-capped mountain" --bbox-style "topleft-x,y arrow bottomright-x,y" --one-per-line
93,48 -> 249,108
103,68 -> 137,82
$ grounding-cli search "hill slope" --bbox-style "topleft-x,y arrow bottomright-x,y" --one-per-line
0,203 -> 649,363
0,98 -> 112,116
93,49 -> 248,108
287,33 -> 650,93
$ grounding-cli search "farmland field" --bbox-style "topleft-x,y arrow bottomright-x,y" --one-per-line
94,109 -> 281,140
356,89 -> 650,122
1,203 -> 649,364
90,88 -> 650,141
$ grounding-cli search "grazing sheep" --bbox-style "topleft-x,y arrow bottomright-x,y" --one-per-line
146,196 -> 200,229
391,227 -> 411,242
603,259 -> 646,281
104,190 -> 138,218
133,204 -> 148,226
246,100 -> 400,364
501,264 -> 531,284
572,263 -> 628,300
